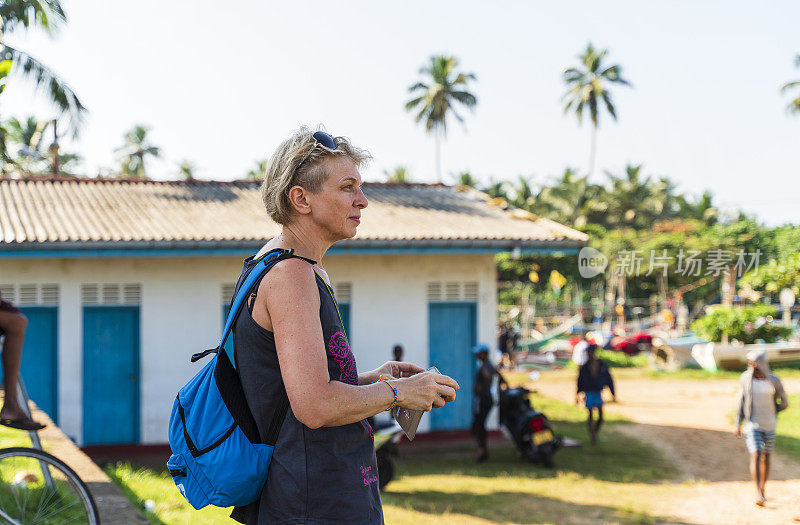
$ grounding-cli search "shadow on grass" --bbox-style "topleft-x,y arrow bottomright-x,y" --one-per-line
382,489 -> 691,524
104,468 -> 165,525
401,424 -> 677,485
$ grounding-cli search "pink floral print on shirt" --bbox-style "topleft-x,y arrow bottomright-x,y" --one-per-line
328,331 -> 358,385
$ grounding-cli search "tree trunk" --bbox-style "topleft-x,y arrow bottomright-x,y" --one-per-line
589,125 -> 597,178
721,266 -> 735,307
435,128 -> 442,183
50,119 -> 59,176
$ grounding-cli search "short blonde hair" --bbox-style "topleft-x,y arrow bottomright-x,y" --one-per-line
260,126 -> 372,225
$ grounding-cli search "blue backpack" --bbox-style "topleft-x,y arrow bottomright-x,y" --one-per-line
167,248 -> 313,509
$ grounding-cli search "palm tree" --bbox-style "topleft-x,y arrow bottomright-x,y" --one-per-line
246,159 -> 267,181
115,125 -> 160,179
383,165 -> 409,183
4,115 -> 48,174
178,160 -> 196,181
675,190 -> 718,225
604,164 -> 674,228
781,54 -> 800,115
562,43 -> 631,177
510,175 -> 535,210
406,55 -> 477,182
482,178 -> 508,199
0,1 -> 86,134
455,170 -> 478,187
532,168 -> 601,226
53,151 -> 81,176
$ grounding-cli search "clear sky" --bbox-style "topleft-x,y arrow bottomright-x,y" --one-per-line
4,0 -> 799,226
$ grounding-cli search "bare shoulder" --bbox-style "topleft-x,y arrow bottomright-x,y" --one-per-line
259,257 -> 319,305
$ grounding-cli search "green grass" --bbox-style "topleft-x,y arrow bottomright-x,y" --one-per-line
104,462 -> 232,524
776,393 -> 800,462
0,425 -> 43,448
646,362 -> 800,380
103,390 -> 677,525
381,393 -> 678,523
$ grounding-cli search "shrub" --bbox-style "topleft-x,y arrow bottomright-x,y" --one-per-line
690,304 -> 793,344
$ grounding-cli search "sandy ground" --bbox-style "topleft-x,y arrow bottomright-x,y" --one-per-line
533,370 -> 800,524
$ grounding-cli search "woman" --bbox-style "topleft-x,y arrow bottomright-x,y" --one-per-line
734,349 -> 789,507
576,343 -> 615,445
231,127 -> 459,524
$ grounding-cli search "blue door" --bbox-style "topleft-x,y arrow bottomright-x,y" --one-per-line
428,302 -> 476,431
83,306 -> 139,445
16,307 -> 58,422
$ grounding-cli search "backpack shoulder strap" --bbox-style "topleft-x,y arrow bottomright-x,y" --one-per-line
190,248 -> 317,365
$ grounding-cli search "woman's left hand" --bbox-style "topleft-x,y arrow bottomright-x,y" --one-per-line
374,361 -> 425,381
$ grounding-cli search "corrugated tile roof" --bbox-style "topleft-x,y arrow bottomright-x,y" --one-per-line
0,178 -> 587,251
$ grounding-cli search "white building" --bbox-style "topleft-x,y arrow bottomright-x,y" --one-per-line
0,178 -> 587,445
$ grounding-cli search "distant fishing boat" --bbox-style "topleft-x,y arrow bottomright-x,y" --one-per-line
691,341 -> 800,372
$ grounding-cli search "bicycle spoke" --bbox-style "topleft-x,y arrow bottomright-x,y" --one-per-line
29,472 -> 52,524
34,499 -> 85,523
0,449 -> 96,525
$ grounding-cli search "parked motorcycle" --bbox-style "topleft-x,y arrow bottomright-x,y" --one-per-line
498,384 -> 561,467
369,417 -> 404,490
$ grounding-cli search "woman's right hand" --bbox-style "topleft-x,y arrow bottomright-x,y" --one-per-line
390,372 -> 459,412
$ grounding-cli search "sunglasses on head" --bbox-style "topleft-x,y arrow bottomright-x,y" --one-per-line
295,131 -> 337,174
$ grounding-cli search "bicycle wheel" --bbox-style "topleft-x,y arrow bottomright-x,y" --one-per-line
0,447 -> 99,525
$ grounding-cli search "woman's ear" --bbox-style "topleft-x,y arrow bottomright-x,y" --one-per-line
287,185 -> 312,216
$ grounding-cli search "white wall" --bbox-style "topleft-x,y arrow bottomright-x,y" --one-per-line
325,254 -> 497,433
0,252 -> 497,443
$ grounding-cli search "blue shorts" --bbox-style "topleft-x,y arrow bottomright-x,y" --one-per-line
585,391 -> 603,409
745,427 -> 775,453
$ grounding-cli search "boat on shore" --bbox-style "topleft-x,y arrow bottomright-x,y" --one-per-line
690,341 -> 800,371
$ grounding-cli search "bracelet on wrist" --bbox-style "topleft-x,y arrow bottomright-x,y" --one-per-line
378,375 -> 397,411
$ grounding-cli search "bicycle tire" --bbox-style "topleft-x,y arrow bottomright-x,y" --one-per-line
0,447 -> 99,525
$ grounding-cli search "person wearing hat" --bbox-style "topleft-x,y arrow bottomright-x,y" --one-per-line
471,343 -> 507,462
734,349 -> 789,507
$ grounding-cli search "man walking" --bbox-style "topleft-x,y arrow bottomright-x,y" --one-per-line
735,349 -> 789,507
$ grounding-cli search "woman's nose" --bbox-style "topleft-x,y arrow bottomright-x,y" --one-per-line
355,187 -> 368,209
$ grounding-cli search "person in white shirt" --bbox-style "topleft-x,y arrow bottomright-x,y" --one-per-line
734,349 -> 789,507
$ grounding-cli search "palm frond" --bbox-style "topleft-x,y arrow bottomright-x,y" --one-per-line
780,80 -> 800,93
602,92 -> 617,120
0,0 -> 66,34
450,90 -> 477,107
0,44 -> 85,136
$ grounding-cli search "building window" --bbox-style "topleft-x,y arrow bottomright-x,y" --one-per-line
426,281 -> 479,302
334,282 -> 352,340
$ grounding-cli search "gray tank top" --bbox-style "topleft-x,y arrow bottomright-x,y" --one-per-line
230,255 -> 383,524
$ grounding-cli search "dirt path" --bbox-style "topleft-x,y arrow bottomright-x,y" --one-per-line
532,370 -> 800,524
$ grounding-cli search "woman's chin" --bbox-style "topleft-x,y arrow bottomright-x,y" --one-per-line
332,226 -> 358,242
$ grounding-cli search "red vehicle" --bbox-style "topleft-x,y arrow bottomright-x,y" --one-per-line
568,332 -> 653,356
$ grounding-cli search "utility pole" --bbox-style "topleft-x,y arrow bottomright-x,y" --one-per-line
49,119 -> 59,176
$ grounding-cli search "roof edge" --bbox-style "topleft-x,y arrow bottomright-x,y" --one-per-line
0,238 -> 586,258
2,176 -> 449,188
